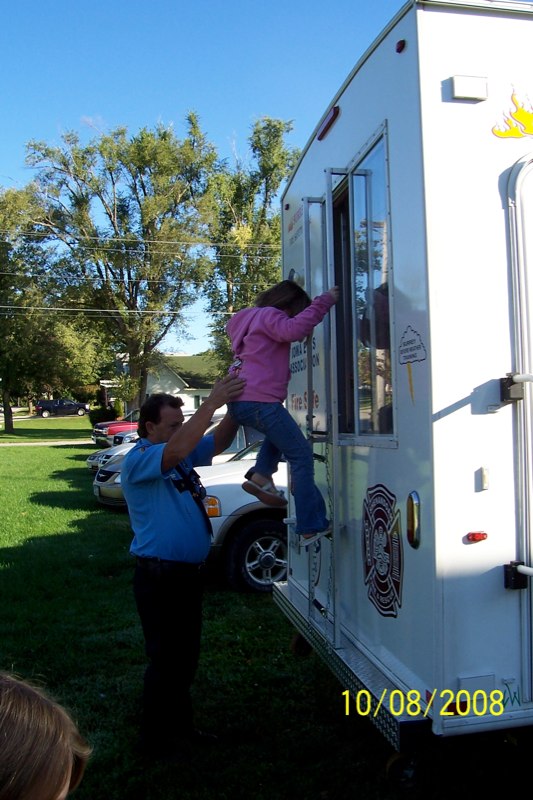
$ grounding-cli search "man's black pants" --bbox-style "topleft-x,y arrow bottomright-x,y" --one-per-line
133,557 -> 204,748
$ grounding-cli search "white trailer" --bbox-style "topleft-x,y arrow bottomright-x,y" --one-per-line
273,0 -> 533,750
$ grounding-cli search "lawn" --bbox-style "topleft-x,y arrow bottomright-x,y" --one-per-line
0,443 -> 526,799
0,413 -> 94,441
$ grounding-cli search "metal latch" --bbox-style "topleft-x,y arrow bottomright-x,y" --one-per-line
500,374 -> 526,404
504,561 -> 533,590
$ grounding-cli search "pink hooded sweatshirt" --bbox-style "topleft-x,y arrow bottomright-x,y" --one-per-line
226,292 -> 336,403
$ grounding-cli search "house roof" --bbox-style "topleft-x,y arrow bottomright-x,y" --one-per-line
163,352 -> 219,389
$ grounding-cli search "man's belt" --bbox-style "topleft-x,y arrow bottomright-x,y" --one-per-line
135,556 -> 204,572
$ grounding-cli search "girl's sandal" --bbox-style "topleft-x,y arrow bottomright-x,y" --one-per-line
299,526 -> 333,546
242,478 -> 288,507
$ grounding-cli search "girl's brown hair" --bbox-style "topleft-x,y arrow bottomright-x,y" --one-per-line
0,673 -> 92,800
255,280 -> 311,317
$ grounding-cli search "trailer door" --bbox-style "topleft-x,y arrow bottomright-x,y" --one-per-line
508,152 -> 533,700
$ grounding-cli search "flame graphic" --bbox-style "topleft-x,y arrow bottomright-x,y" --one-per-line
493,93 -> 533,139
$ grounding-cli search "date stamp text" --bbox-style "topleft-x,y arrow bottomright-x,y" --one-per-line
342,688 -> 505,718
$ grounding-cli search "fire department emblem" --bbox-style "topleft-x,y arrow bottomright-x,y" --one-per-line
362,484 -> 403,617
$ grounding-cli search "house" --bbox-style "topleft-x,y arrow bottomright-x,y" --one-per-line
148,352 -> 221,413
103,351 -> 222,414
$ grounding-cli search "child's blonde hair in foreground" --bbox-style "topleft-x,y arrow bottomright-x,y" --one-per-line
0,673 -> 91,800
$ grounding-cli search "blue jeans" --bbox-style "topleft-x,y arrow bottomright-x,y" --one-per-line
228,401 -> 328,535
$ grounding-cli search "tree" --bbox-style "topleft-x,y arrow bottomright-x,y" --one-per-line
205,118 -> 299,368
0,187 -> 107,431
0,186 -> 51,431
26,115 -> 217,405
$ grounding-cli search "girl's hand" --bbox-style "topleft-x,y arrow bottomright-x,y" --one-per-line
328,286 -> 340,302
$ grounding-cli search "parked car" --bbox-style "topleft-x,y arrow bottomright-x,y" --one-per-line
92,408 -> 212,447
92,409 -> 140,446
109,410 -> 199,447
110,430 -> 139,446
35,398 -> 90,417
88,422 -> 261,474
86,442 -> 138,473
90,421 -> 263,480
93,440 -> 288,592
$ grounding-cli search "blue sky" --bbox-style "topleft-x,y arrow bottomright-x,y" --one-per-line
2,0 -> 404,352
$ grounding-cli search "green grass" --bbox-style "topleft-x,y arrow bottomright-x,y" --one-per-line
0,414 -> 94,441
0,444 -> 526,799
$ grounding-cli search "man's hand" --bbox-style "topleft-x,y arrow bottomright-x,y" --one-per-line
206,375 -> 246,411
161,375 -> 245,470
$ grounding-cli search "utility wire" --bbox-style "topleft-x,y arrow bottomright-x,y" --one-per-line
0,228 -> 282,250
0,304 -> 234,316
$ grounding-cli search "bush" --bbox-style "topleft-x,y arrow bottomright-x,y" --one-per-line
113,398 -> 124,418
72,384 -> 99,403
88,406 -> 118,426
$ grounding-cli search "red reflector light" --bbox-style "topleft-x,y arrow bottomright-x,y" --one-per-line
317,106 -> 340,141
466,532 -> 488,542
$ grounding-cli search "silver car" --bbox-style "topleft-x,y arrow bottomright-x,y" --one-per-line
93,441 -> 288,592
86,442 -> 136,472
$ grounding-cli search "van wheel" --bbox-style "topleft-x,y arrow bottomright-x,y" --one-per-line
77,408 -> 85,416
386,753 -> 419,791
227,519 -> 287,593
41,409 -> 51,418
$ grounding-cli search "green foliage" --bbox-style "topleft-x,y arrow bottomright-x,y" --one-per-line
112,374 -> 139,404
72,384 -> 99,403
205,118 -> 300,370
25,115 -> 218,404
0,187 -> 105,432
113,398 -> 124,418
1,115 -> 298,412
88,407 -> 118,426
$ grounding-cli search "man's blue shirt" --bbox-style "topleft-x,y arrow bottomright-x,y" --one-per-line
122,435 -> 214,563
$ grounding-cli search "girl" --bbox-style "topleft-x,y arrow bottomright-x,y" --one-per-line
227,279 -> 338,541
0,673 -> 91,800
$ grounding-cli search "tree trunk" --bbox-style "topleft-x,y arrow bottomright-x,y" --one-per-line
1,387 -> 14,434
139,366 -> 149,406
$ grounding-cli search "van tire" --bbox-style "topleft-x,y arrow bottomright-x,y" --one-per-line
226,518 -> 287,593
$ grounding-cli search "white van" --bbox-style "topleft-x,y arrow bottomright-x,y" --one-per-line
274,0 -> 533,749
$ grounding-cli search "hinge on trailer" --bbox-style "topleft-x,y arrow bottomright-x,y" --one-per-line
504,561 -> 529,590
500,374 -> 525,404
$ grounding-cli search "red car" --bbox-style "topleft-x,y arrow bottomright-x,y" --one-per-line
92,409 -> 139,447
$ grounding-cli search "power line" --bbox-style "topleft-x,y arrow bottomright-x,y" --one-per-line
0,304 -> 234,316
0,228 -> 282,250
0,270 -> 279,286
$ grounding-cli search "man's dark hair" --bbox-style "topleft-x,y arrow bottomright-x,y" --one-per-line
137,393 -> 184,438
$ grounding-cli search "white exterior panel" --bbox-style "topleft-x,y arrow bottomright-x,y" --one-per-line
275,0 -> 533,745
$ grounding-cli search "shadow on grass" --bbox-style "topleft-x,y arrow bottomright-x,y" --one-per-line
0,508 -> 144,795
2,458 -> 526,799
31,458 -> 112,509
1,472 -> 394,800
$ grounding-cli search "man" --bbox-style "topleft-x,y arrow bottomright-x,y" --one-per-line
121,376 -> 245,757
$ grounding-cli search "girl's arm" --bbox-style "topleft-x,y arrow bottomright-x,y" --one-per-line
265,287 -> 339,342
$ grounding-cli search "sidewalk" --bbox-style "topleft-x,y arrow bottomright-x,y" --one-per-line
0,439 -> 93,446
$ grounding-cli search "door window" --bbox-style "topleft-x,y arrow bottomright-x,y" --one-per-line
332,135 -> 394,438
354,139 -> 393,435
